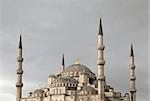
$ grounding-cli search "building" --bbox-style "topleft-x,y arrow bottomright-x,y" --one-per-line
16,19 -> 136,101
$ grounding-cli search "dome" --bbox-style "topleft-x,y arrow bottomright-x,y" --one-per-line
57,77 -> 78,84
61,63 -> 96,80
48,74 -> 57,78
33,89 -> 44,97
52,77 -> 78,87
34,89 -> 44,94
63,64 -> 92,73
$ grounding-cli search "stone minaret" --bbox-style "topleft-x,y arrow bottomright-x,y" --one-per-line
16,35 -> 24,101
129,44 -> 136,101
61,53 -> 65,72
97,18 -> 105,101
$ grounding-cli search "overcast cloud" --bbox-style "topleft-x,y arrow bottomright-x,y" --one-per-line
0,0 -> 149,101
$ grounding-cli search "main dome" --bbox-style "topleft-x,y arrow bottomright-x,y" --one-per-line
63,64 -> 92,73
60,63 -> 96,81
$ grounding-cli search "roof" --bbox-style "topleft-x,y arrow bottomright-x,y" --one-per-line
81,86 -> 97,91
48,74 -> 57,78
63,64 -> 92,74
92,80 -> 98,86
56,77 -> 78,84
33,89 -> 44,94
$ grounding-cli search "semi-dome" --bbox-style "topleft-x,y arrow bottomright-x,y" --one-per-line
52,77 -> 78,87
63,64 -> 92,73
57,77 -> 78,84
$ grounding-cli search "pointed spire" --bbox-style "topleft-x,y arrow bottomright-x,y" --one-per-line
130,44 -> 134,57
62,53 -> 65,66
19,34 -> 22,49
99,18 -> 103,35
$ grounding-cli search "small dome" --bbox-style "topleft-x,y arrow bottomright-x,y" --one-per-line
63,64 -> 92,73
34,89 -> 44,97
48,74 -> 57,78
34,89 -> 44,94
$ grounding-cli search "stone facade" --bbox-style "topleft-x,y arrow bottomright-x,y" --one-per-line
16,19 -> 136,101
20,62 -> 130,101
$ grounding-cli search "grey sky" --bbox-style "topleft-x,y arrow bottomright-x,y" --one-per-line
0,0 -> 149,101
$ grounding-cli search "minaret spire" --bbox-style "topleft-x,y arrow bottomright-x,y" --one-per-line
19,34 -> 22,49
97,18 -> 105,101
61,53 -> 65,72
130,44 -> 134,57
129,44 -> 136,101
16,35 -> 24,101
99,18 -> 103,35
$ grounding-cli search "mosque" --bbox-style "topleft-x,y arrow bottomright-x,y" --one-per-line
16,19 -> 136,101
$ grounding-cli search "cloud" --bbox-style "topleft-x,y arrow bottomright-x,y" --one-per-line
0,0 -> 149,101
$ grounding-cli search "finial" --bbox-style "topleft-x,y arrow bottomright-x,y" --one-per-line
19,34 -> 22,49
62,53 -> 65,66
75,58 -> 80,64
130,44 -> 134,57
99,18 -> 103,35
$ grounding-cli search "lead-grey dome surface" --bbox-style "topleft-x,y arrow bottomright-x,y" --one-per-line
63,64 -> 92,73
56,77 -> 78,84
48,74 -> 57,78
34,89 -> 44,95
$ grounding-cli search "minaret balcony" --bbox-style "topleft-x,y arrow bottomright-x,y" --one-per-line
130,65 -> 135,69
97,60 -> 105,65
130,76 -> 136,80
16,82 -> 23,87
98,75 -> 105,81
130,89 -> 136,93
97,45 -> 105,50
16,69 -> 23,74
17,57 -> 23,62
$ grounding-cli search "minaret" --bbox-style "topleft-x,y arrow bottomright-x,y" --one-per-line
129,44 -> 136,101
61,53 -> 65,72
97,18 -> 105,101
16,35 -> 23,101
